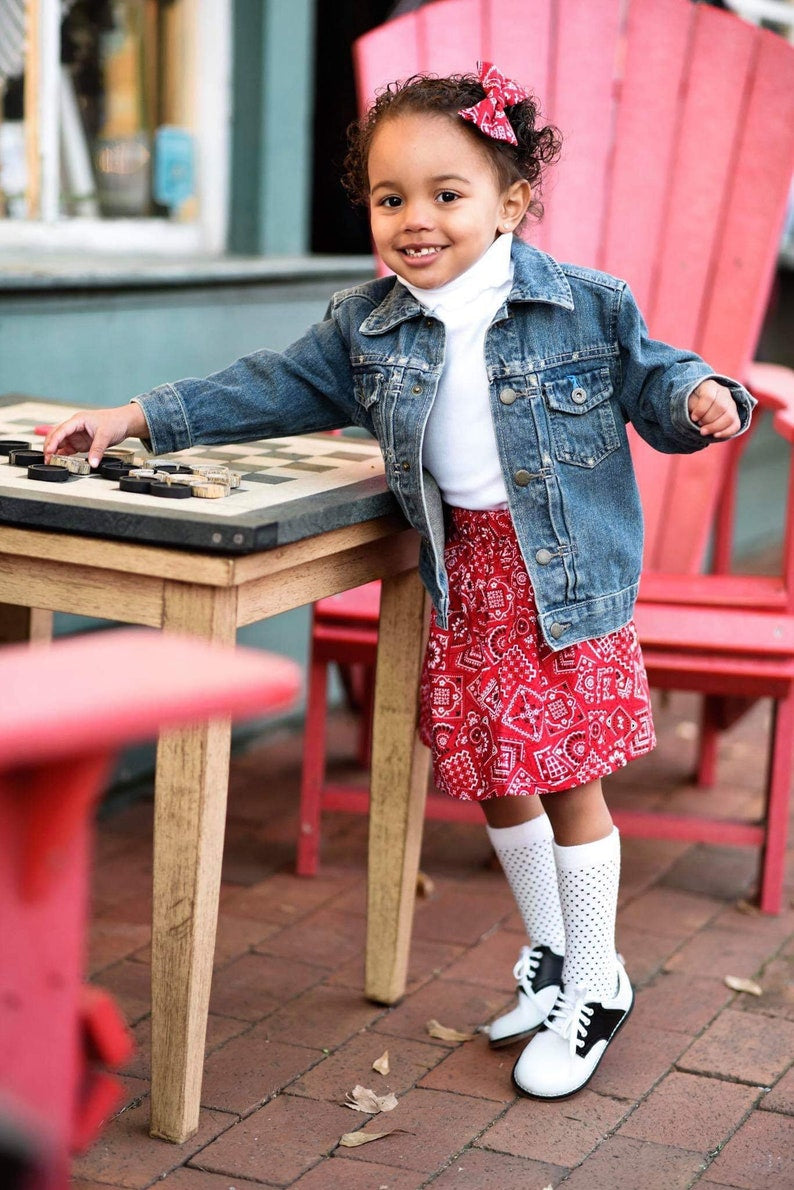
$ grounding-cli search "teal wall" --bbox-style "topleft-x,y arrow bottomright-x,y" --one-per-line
0,278 -> 348,406
230,0 -> 316,255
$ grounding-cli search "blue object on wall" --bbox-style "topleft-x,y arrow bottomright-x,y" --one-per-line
153,126 -> 195,210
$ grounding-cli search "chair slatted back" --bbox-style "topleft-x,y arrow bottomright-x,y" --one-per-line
354,0 -> 794,573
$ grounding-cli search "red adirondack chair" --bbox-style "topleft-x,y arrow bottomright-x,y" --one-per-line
0,629 -> 301,1188
298,0 -> 794,911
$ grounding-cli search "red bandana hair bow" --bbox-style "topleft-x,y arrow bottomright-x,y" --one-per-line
459,61 -> 528,146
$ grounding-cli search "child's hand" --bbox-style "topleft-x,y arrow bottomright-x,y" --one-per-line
44,404 -> 149,468
687,380 -> 741,439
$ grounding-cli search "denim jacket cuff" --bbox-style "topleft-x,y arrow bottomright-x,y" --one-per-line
674,374 -> 756,439
131,385 -> 193,455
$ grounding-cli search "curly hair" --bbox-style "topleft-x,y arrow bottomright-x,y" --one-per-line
342,72 -> 562,225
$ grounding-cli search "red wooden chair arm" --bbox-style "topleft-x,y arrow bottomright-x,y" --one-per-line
745,360 -> 794,443
0,628 -> 301,769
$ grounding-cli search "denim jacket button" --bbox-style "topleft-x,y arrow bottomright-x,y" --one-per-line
571,386 -> 587,404
550,622 -> 567,639
411,384 -> 423,394
535,548 -> 553,565
514,469 -> 531,486
500,387 -> 518,405
401,460 -> 411,471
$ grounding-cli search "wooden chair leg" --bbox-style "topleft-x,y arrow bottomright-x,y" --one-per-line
758,693 -> 794,914
296,648 -> 330,877
697,695 -> 721,787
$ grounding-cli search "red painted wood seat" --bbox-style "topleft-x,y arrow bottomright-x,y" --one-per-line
0,629 -> 301,1188
298,0 -> 794,910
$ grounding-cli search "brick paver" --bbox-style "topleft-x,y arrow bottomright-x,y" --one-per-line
417,1034 -> 517,1102
289,1032 -> 442,1103
559,1134 -> 706,1189
194,1095 -> 354,1184
71,1082 -> 234,1189
477,1089 -> 629,1166
200,1028 -> 319,1114
618,1070 -> 760,1152
700,1108 -> 794,1188
429,1147 -> 567,1188
678,1007 -> 794,1085
68,694 -> 794,1188
630,970 -> 732,1036
332,1086 -> 502,1174
761,1066 -> 794,1115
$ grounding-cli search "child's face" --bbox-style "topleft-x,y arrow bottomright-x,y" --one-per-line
367,112 -> 529,288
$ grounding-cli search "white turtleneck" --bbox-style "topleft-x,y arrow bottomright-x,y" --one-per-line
399,232 -> 513,509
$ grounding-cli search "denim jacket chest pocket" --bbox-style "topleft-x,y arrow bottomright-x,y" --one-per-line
542,364 -> 619,467
352,363 -> 396,447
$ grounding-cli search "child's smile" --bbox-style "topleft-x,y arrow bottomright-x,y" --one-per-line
367,112 -> 529,289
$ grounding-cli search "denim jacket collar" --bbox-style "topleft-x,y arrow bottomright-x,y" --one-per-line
359,239 -> 575,335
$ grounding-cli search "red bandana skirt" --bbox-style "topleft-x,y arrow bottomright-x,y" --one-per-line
418,508 -> 656,801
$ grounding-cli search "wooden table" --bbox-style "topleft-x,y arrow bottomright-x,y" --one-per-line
0,410 -> 431,1143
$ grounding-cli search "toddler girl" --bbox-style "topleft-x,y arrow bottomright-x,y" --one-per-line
45,63 -> 753,1100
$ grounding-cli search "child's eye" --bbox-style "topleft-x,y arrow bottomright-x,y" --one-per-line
378,195 -> 403,209
437,191 -> 459,204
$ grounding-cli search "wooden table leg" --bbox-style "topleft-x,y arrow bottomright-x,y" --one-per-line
365,569 -> 430,1005
0,604 -> 53,645
149,584 -> 237,1142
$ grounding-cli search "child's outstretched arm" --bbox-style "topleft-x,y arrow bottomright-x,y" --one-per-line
616,283 -> 754,453
44,404 -> 150,467
687,379 -> 742,440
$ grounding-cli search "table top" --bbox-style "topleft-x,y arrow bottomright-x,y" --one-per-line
0,398 -> 398,554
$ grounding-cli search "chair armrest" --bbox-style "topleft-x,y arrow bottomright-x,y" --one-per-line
745,361 -> 794,442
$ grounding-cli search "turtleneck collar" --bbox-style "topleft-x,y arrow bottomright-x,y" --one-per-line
398,231 -> 514,313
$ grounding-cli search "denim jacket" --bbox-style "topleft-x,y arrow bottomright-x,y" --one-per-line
136,238 -> 754,649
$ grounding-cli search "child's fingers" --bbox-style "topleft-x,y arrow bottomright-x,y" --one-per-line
688,382 -> 739,437
86,427 -> 118,468
699,410 -> 741,438
695,403 -> 740,437
44,408 -> 135,466
43,415 -> 96,461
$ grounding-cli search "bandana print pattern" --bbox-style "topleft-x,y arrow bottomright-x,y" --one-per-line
458,61 -> 529,146
419,508 -> 656,800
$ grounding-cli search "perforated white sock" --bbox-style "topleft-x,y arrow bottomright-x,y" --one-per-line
486,813 -> 565,954
553,826 -> 620,1000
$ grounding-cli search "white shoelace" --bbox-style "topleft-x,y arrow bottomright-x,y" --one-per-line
513,945 -> 543,984
545,986 -> 594,1057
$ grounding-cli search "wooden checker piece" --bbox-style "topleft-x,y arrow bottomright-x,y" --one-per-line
50,455 -> 92,476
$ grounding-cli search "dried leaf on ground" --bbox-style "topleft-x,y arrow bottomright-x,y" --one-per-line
416,870 -> 435,897
725,975 -> 763,996
338,1129 -> 395,1148
344,1084 -> 399,1113
426,1018 -> 477,1042
372,1050 -> 390,1076
735,898 -> 760,916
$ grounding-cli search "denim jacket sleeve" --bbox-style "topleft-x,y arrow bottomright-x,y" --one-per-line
615,282 -> 755,454
132,311 -> 369,456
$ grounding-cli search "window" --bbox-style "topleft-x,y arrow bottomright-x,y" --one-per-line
0,0 -> 231,253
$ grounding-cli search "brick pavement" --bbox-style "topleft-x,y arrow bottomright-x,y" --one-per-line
71,692 -> 794,1190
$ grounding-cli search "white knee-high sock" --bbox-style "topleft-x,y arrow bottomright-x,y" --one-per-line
486,814 -> 565,955
554,825 -> 620,999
